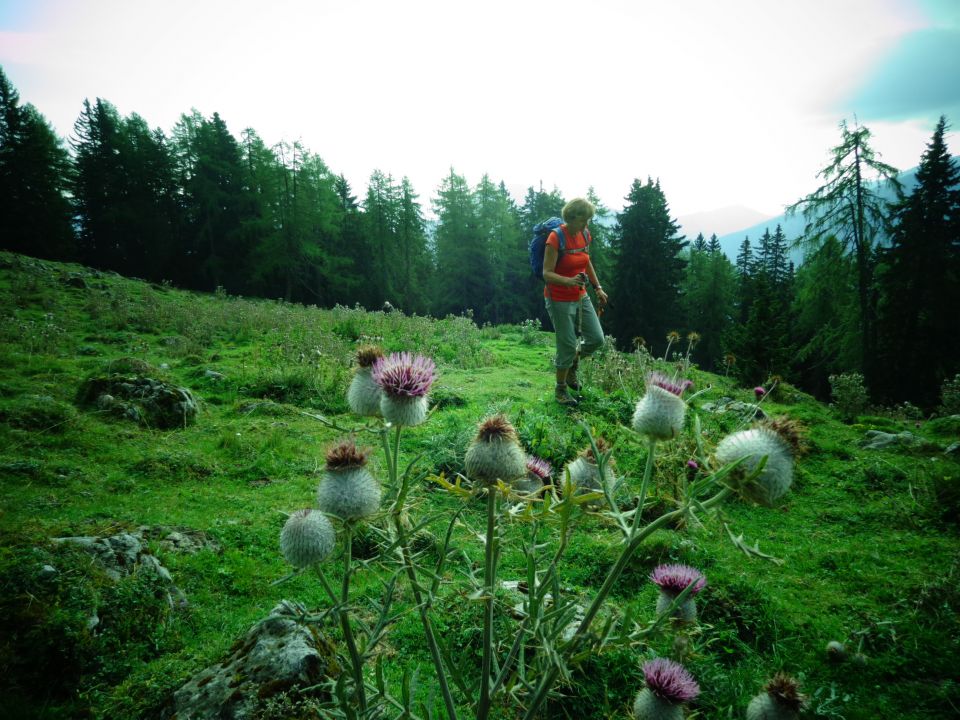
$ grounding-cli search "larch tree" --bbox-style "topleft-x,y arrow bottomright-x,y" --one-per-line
786,119 -> 901,387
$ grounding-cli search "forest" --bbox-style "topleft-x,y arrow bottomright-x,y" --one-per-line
2,65 -> 958,410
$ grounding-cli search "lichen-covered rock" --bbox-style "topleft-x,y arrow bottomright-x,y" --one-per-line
170,602 -> 340,720
77,369 -> 198,429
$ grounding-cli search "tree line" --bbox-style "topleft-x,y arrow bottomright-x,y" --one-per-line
1,66 -> 957,409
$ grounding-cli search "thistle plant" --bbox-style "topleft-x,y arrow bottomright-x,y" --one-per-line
632,658 -> 700,720
515,454 -> 551,495
347,345 -> 385,417
650,564 -> 706,623
372,351 -> 435,427
746,672 -> 806,720
663,330 -> 681,361
274,345 -> 797,720
715,417 -> 803,507
279,509 -> 335,568
632,372 -> 691,442
316,439 -> 381,521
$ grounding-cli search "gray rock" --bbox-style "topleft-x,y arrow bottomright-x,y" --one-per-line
203,369 -> 225,380
699,397 -> 766,420
946,442 -> 959,456
78,374 -> 199,429
38,564 -> 58,580
859,430 -> 938,451
170,602 -> 340,720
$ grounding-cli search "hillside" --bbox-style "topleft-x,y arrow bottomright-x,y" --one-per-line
0,251 -> 958,720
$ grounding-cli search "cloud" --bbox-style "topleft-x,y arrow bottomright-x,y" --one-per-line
846,27 -> 960,121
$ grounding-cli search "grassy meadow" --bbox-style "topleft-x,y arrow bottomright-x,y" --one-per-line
0,250 -> 958,720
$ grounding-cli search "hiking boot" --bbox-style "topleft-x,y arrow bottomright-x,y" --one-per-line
566,358 -> 581,391
555,384 -> 578,407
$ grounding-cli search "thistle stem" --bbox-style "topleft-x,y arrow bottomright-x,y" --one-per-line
631,438 -> 657,534
522,506 -> 684,720
477,485 -> 499,720
340,524 -> 367,713
387,429 -> 459,720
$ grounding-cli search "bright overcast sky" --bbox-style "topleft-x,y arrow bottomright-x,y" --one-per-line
2,0 -> 959,217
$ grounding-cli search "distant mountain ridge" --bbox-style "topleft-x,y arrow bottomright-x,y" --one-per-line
675,205 -> 774,242
705,159 -> 959,264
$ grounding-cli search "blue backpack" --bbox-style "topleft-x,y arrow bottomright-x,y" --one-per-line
528,217 -> 591,278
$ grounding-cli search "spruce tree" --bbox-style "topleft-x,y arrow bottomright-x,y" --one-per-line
0,67 -> 74,259
876,116 -> 960,407
432,168 -> 486,321
607,178 -> 687,356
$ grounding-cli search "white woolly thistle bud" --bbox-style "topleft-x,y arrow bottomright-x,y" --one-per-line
715,424 -> 795,507
280,509 -> 335,568
632,373 -> 691,441
464,415 -> 527,486
746,673 -> 806,720
716,417 -> 802,507
564,438 -> 616,496
347,346 -> 385,417
316,440 -> 382,521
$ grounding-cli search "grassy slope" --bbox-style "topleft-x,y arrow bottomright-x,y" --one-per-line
0,251 -> 957,720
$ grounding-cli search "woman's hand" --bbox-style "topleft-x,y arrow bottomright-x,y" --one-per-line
595,287 -> 609,306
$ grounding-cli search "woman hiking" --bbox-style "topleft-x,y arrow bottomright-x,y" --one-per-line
541,197 -> 608,406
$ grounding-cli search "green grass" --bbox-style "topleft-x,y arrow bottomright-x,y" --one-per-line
0,250 -> 958,719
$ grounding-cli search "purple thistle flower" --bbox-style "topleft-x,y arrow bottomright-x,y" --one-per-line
525,455 -> 552,481
642,658 -> 700,703
686,459 -> 699,471
372,352 -> 436,398
650,564 -> 706,596
647,372 -> 692,397
754,386 -> 766,398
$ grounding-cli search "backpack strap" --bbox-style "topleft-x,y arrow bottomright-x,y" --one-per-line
555,224 -> 567,254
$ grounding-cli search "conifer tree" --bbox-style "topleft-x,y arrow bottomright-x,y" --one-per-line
790,236 -> 859,398
432,169 -> 487,320
0,68 -> 74,260
787,119 -> 901,386
395,177 -> 432,314
363,169 -> 401,307
607,178 -> 687,356
72,98 -> 129,271
333,173 -> 373,307
475,175 -> 525,323
875,116 -> 960,406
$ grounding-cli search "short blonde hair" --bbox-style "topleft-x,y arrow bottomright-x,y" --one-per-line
561,197 -> 596,223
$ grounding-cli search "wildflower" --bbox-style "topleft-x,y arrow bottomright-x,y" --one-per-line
714,419 -> 798,506
372,351 -> 436,426
280,509 -> 335,568
316,440 -> 382,521
564,437 -> 617,495
754,386 -> 766,399
746,672 -> 807,720
686,331 -> 700,345
686,459 -> 698,471
632,373 -> 689,441
464,415 -> 527,486
633,658 -> 699,720
650,564 -> 706,623
347,345 -> 385,417
514,454 -> 551,495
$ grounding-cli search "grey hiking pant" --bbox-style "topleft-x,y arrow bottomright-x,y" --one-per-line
545,295 -> 604,369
